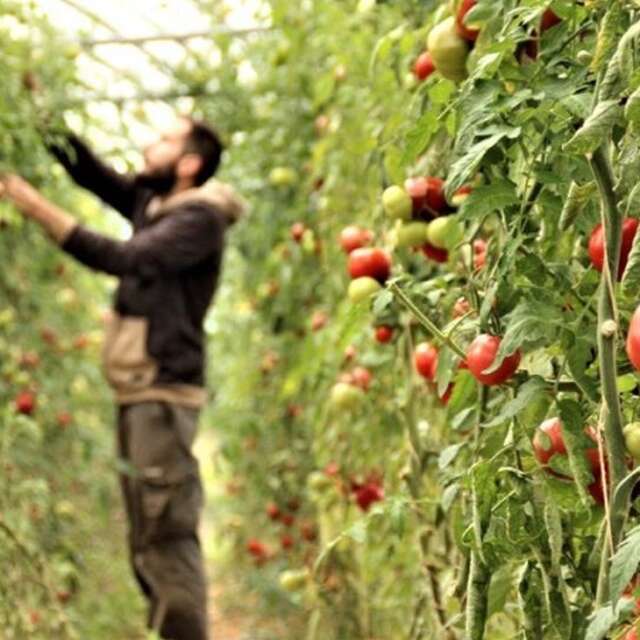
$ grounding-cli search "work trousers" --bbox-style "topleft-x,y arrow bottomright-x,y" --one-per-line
117,401 -> 209,640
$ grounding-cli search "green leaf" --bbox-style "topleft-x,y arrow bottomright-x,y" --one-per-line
401,110 -> 439,165
591,4 -> 624,75
313,73 -> 335,109
487,564 -> 514,617
472,52 -> 503,79
484,377 -> 548,427
625,86 -> 640,126
492,300 -> 565,372
448,371 -> 478,419
564,100 -> 623,156
617,373 -> 637,393
372,289 -> 394,314
544,503 -> 563,570
621,226 -> 640,297
559,181 -> 597,231
557,399 -> 592,506
585,600 -> 634,640
445,130 -> 519,199
457,179 -> 518,221
439,444 -> 463,470
567,339 -> 600,403
624,184 -> 640,219
610,525 -> 640,612
387,496 -> 408,537
442,483 -> 459,512
369,26 -> 405,77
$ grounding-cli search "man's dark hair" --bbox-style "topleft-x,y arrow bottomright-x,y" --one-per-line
182,116 -> 224,186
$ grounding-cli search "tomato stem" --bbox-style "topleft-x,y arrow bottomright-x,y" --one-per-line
465,386 -> 491,640
389,282 -> 467,359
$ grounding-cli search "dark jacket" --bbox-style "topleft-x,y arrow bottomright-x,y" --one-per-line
47,134 -> 246,407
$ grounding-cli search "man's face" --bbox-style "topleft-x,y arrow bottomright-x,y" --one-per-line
142,118 -> 191,174
135,118 -> 193,194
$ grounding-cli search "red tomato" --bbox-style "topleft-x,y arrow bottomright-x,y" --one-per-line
532,417 -> 566,466
247,539 -> 268,558
405,177 -> 429,215
588,218 -> 639,280
286,497 -> 300,512
532,418 -> 606,504
286,404 -> 302,418
339,225 -> 373,254
15,391 -> 36,415
625,628 -> 638,640
421,242 -> 449,263
353,482 -> 384,512
19,351 -> 40,368
266,502 -> 281,521
439,383 -> 454,405
540,8 -> 561,32
424,177 -> 448,214
374,325 -> 394,343
473,238 -> 487,270
351,366 -> 373,391
291,222 -> 306,242
57,411 -> 72,428
456,0 -> 480,42
281,513 -> 295,527
404,177 -> 448,217
414,342 -> 439,381
466,334 -> 520,385
627,306 -> 640,371
347,248 -> 392,283
451,185 -> 473,206
325,461 -> 340,476
280,534 -> 294,550
300,521 -> 317,542
413,51 -> 435,80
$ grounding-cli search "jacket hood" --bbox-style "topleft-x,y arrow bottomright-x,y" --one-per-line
147,179 -> 248,225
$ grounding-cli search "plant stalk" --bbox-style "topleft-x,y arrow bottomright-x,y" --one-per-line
589,145 -> 629,605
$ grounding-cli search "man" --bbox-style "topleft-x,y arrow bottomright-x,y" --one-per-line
0,115 -> 246,640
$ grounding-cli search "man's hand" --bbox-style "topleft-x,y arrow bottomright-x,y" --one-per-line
0,174 -> 77,244
0,174 -> 46,218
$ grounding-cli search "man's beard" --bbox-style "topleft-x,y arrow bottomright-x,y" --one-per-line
134,162 -> 179,195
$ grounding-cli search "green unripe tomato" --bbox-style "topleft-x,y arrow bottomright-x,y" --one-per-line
357,0 -> 376,12
576,50 -> 592,65
63,43 -> 82,60
427,17 -> 469,82
382,186 -> 412,221
427,216 -> 464,250
404,72 -> 418,91
279,568 -> 310,592
396,221 -> 430,247
269,167 -> 298,187
301,229 -> 316,254
307,471 -> 333,493
330,382 -> 365,411
624,422 -> 640,460
348,276 -> 382,304
272,40 -> 291,66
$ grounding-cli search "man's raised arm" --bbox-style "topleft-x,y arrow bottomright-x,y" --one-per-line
45,131 -> 140,220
